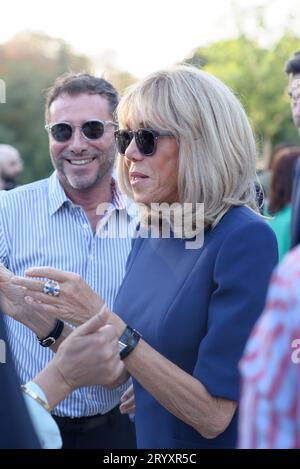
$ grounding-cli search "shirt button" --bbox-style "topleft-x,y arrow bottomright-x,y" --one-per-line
87,393 -> 93,400
83,223 -> 89,229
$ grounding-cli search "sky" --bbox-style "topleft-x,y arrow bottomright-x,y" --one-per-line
1,0 -> 299,77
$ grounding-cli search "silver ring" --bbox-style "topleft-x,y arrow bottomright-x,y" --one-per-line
43,279 -> 60,297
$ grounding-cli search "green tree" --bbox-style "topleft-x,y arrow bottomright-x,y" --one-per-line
186,33 -> 300,164
104,69 -> 136,95
93,49 -> 137,94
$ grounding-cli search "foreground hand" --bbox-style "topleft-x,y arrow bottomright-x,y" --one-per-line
0,263 -> 32,320
11,266 -> 103,325
51,305 -> 126,390
120,384 -> 136,415
0,263 -> 60,338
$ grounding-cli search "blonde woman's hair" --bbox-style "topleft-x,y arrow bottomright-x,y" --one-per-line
117,65 -> 259,232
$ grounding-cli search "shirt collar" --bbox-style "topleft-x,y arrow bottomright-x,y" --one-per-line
48,171 -> 137,220
48,171 -> 70,216
111,178 -> 125,210
110,178 -> 137,219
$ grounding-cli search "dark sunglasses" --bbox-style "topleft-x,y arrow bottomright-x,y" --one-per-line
114,128 -> 174,156
45,120 -> 117,143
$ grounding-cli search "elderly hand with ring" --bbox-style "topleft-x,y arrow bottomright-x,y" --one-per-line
33,305 -> 129,412
11,267 -> 104,326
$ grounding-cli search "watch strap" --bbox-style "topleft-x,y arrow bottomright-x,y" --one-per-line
37,319 -> 64,347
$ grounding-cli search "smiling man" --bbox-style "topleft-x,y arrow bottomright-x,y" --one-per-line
0,73 -> 136,449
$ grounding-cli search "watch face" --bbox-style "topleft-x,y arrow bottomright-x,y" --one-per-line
118,340 -> 127,352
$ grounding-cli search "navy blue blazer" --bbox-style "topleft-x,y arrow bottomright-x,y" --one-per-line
291,156 -> 300,248
113,206 -> 278,449
0,312 -> 40,448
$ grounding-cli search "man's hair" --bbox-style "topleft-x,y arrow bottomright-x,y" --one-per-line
268,147 -> 300,214
117,64 -> 259,230
285,50 -> 300,75
45,72 -> 119,122
269,142 -> 296,170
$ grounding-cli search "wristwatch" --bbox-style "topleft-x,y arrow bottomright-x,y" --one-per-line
118,325 -> 142,360
37,319 -> 64,347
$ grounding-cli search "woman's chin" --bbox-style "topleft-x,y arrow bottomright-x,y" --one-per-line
131,191 -> 152,206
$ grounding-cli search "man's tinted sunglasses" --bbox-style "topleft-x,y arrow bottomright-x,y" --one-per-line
45,120 -> 117,143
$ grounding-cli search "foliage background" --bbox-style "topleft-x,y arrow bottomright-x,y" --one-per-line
0,20 -> 299,184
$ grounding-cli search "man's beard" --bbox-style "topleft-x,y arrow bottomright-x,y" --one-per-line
52,146 -> 116,190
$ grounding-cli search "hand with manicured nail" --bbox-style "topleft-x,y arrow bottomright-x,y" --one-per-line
0,263 -> 59,339
0,262 -> 27,319
11,266 -> 103,325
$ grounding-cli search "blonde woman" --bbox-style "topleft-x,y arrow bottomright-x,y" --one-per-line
13,66 -> 278,448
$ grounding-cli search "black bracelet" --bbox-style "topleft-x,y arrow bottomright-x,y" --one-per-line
118,325 -> 142,360
37,319 -> 64,347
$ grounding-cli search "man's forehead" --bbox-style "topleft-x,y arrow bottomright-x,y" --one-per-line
49,92 -> 111,118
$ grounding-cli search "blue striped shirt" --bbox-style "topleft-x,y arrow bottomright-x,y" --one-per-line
0,172 -> 134,417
